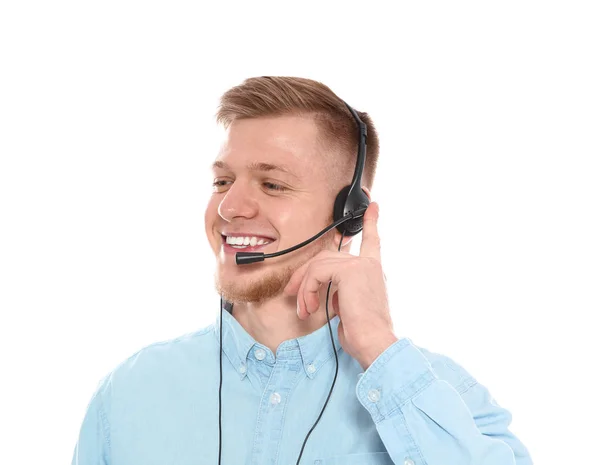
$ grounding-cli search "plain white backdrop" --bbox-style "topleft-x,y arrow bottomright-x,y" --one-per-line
1,1 -> 598,464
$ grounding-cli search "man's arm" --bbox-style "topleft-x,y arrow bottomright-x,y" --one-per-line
71,378 -> 111,465
356,338 -> 533,465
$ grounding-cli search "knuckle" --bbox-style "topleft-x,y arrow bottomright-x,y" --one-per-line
363,256 -> 377,266
347,258 -> 361,269
367,257 -> 382,272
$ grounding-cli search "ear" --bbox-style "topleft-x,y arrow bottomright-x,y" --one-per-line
331,186 -> 372,248
363,186 -> 372,201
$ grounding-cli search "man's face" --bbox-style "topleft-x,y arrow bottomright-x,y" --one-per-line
205,115 -> 341,304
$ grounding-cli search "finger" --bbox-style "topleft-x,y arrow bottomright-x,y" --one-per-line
283,253 -> 323,297
296,269 -> 311,319
298,259 -> 346,318
331,289 -> 339,314
297,259 -> 346,319
359,201 -> 381,260
297,265 -> 320,319
284,250 -> 351,296
297,278 -> 320,320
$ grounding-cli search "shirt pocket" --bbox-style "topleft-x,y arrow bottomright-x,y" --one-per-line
314,451 -> 394,465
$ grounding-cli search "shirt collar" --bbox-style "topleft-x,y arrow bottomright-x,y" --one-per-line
214,300 -> 342,380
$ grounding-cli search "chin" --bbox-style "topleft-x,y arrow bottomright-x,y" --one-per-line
214,263 -> 296,304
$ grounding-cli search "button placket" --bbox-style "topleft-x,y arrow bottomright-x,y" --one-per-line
249,350 -> 296,465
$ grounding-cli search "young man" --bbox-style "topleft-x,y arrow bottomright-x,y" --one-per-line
71,77 -> 533,465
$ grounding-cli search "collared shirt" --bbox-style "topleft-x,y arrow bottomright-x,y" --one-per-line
71,301 -> 533,465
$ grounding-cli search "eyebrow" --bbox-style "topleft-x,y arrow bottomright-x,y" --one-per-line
211,160 -> 299,179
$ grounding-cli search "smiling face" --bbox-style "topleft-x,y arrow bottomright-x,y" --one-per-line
205,114 -> 345,305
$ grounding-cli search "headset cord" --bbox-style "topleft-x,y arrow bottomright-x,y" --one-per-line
294,230 -> 345,465
218,230 -> 346,465
219,294 -> 224,465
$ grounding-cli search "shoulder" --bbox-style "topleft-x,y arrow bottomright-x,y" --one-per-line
94,323 -> 218,395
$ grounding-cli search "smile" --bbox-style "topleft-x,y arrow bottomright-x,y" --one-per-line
221,235 -> 276,254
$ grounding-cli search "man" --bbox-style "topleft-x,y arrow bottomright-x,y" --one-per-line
71,76 -> 533,464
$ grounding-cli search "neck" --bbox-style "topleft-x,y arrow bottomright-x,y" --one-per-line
231,287 -> 336,355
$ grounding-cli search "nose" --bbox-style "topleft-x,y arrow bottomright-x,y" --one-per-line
217,178 -> 259,222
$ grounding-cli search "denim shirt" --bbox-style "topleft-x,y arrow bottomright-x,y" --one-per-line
71,302 -> 533,465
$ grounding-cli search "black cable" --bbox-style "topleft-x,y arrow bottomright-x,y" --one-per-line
294,229 -> 345,465
218,294 -> 223,465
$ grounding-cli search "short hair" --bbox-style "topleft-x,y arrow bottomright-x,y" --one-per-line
215,76 -> 380,192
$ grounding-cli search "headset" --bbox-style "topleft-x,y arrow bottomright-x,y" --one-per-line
218,101 -> 370,465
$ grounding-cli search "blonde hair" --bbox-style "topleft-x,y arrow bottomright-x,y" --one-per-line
216,76 -> 380,191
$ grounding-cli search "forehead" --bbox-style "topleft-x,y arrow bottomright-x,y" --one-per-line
212,115 -> 328,176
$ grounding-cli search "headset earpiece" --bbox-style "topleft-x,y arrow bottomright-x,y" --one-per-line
333,185 -> 370,236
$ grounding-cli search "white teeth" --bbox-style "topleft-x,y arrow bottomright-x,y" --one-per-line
225,235 -> 273,247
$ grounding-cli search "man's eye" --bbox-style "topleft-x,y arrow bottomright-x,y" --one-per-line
264,182 -> 287,192
212,180 -> 287,192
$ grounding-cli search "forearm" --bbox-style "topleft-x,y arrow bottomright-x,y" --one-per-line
356,339 -> 532,465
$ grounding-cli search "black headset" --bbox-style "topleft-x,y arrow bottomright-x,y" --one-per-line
219,100 -> 370,465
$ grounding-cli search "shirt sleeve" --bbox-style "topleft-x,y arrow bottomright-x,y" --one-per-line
356,338 -> 533,465
71,377 -> 111,465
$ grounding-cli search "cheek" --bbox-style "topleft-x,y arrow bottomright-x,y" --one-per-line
276,204 -> 315,236
276,207 -> 294,225
204,198 -> 220,236
277,206 -> 330,240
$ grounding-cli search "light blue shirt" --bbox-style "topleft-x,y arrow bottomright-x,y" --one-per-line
71,302 -> 533,465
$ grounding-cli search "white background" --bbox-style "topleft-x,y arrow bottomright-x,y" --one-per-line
1,1 -> 598,464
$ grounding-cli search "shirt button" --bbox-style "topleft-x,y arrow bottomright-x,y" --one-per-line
254,348 -> 266,361
357,372 -> 364,379
404,459 -> 415,465
367,389 -> 381,402
307,363 -> 316,374
239,364 -> 247,374
270,392 -> 281,405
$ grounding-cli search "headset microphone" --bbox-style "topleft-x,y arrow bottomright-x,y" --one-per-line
234,207 -> 367,265
219,100 -> 369,465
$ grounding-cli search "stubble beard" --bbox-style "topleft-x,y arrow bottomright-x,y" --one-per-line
213,228 -> 335,305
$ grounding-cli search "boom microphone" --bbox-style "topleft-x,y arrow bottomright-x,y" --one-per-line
235,207 -> 367,265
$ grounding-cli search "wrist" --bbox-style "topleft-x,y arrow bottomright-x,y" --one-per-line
357,333 -> 399,370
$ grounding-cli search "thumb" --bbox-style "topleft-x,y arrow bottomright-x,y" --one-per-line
359,201 -> 381,260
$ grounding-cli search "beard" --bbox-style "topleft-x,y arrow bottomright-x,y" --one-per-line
213,227 -> 335,305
